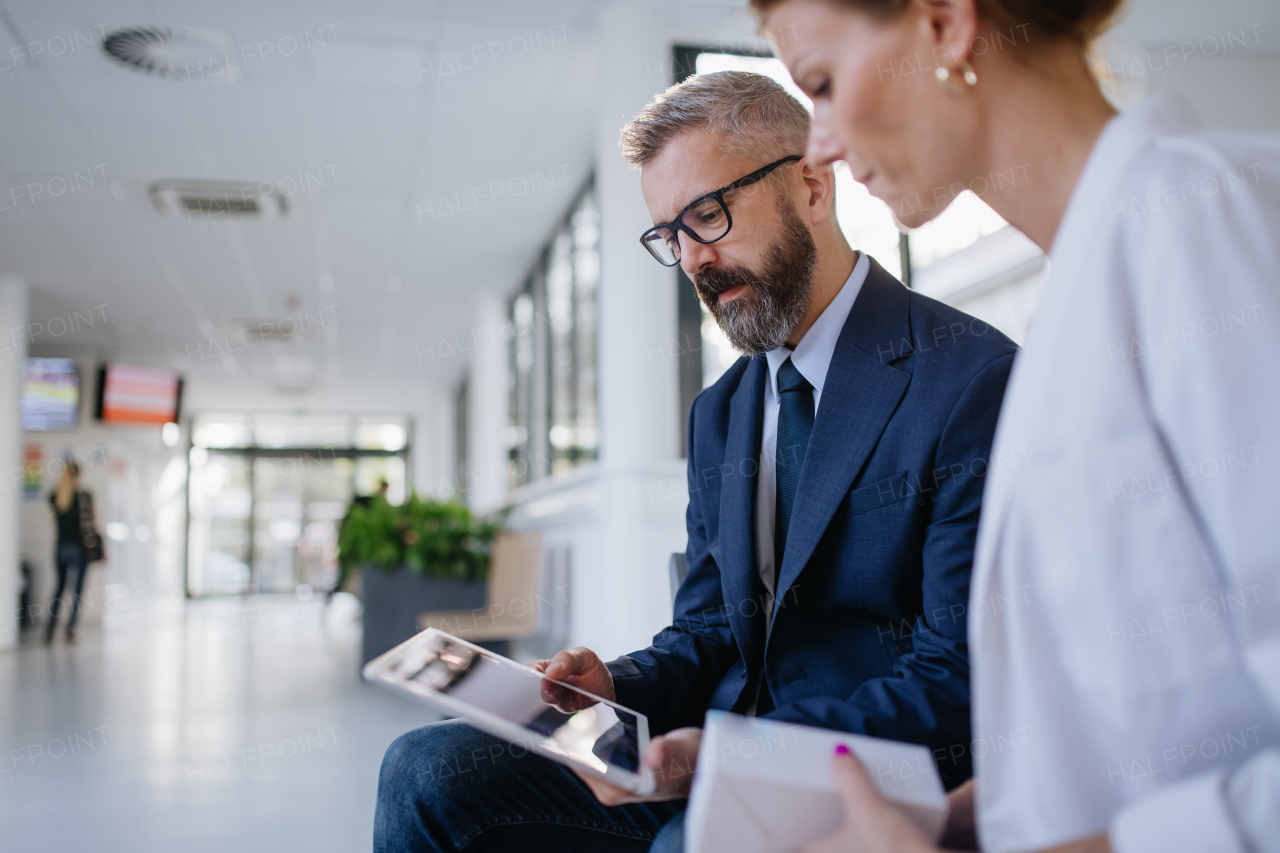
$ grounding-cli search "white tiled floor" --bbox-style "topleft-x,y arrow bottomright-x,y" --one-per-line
0,595 -> 440,852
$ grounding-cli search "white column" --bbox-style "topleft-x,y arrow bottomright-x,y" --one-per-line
467,292 -> 509,513
413,379 -> 454,501
596,9 -> 681,469
582,5 -> 684,659
595,1 -> 767,468
0,276 -> 28,650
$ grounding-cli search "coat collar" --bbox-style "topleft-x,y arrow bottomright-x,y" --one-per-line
719,356 -> 768,668
763,251 -> 871,405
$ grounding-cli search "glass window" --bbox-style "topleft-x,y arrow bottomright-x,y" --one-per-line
903,199 -> 1045,345
187,449 -> 253,596
507,284 -> 536,488
353,419 -> 408,452
548,229 -> 575,469
454,378 -> 469,495
571,196 -> 600,461
907,192 -> 1008,270
192,415 -> 251,448
191,413 -> 410,451
701,308 -> 740,390
254,415 -> 351,449
507,181 -> 599,485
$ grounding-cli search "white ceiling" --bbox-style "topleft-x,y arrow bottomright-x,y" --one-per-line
0,0 -> 604,399
1,0 -> 1275,405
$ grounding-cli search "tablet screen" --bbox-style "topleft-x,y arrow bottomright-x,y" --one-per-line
386,632 -> 642,774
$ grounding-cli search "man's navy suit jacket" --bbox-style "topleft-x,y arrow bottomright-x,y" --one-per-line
606,258 -> 1016,787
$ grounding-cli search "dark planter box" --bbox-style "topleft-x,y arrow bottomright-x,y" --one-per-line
361,567 -> 485,665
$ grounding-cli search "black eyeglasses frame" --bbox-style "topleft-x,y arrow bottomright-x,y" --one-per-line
638,154 -> 803,266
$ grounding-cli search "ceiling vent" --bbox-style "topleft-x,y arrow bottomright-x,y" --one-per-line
102,26 -> 239,82
223,319 -> 313,345
149,179 -> 288,222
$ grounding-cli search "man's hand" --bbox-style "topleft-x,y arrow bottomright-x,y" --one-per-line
573,727 -> 703,806
528,647 -> 616,713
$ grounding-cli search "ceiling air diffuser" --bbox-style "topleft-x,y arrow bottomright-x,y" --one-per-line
149,179 -> 288,222
102,26 -> 238,81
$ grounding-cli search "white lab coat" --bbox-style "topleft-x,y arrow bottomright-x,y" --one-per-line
970,93 -> 1280,853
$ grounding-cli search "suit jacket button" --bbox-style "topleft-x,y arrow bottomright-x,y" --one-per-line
740,671 -> 747,679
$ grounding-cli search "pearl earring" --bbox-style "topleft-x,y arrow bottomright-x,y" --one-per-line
935,61 -> 978,96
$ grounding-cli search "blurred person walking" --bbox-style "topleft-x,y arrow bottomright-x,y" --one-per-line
45,462 -> 102,644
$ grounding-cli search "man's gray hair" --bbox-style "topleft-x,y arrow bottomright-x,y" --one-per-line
619,71 -> 810,168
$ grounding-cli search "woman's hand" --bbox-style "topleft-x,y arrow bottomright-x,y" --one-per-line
804,752 -> 1113,853
941,779 -> 978,850
802,746 -> 939,853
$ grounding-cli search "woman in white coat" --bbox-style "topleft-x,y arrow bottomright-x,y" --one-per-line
754,1 -> 1280,852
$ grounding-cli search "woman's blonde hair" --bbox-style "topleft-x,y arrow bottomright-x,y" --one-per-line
54,461 -> 80,512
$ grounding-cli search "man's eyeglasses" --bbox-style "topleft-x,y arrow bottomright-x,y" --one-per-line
639,155 -> 802,267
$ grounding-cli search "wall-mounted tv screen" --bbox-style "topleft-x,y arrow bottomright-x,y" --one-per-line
22,358 -> 80,431
95,363 -> 183,425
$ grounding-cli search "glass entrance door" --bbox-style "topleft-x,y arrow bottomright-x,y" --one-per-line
251,453 -> 351,594
187,451 -> 253,595
186,414 -> 411,598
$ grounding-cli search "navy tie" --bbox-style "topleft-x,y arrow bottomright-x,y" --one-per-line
774,357 -> 814,582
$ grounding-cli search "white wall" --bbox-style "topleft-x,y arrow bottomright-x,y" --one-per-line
1157,56 -> 1280,131
13,350 -> 185,637
20,426 -> 183,631
1099,24 -> 1280,132
0,277 -> 28,649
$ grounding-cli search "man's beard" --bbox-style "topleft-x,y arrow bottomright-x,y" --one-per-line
693,195 -> 818,357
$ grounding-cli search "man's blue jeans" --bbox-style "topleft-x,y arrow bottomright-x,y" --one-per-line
374,719 -> 686,852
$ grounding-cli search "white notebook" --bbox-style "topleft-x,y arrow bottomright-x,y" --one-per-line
684,711 -> 949,853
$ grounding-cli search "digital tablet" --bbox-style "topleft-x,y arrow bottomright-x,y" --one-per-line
363,628 -> 655,795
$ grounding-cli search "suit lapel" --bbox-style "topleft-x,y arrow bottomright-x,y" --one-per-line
720,357 -> 767,669
770,260 -> 914,628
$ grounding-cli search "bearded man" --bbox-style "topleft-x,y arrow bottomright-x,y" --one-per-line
375,71 -> 1016,853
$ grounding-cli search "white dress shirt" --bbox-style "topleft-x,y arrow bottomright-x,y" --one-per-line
754,251 -> 869,626
970,93 -> 1280,853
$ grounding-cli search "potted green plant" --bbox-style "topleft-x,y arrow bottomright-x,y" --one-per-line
338,493 -> 500,664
